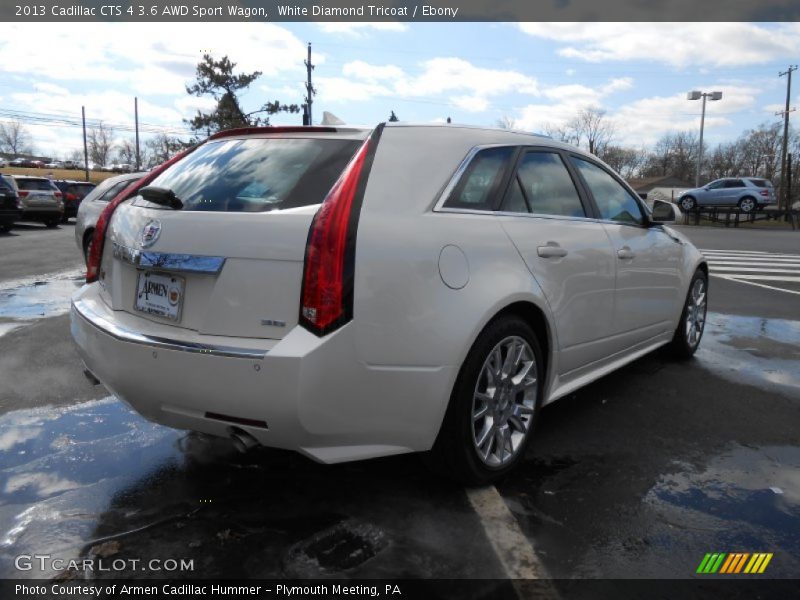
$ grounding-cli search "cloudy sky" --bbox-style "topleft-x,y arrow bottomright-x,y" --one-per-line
1,21 -> 798,157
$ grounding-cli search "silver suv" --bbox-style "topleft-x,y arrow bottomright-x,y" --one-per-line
12,175 -> 64,227
678,177 -> 775,213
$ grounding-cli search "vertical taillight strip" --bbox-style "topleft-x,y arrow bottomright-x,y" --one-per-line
85,146 -> 198,283
299,124 -> 385,336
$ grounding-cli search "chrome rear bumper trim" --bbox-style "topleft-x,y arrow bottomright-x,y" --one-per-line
72,298 -> 267,360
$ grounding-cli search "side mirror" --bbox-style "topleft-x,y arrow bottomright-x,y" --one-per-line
651,200 -> 680,224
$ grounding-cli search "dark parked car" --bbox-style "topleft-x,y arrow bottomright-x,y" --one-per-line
53,180 -> 96,221
0,175 -> 22,232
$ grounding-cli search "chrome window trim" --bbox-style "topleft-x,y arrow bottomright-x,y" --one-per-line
72,298 -> 267,360
113,242 -> 226,274
436,206 -> 601,224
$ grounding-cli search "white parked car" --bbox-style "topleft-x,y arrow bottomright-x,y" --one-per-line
75,171 -> 145,262
71,124 -> 708,483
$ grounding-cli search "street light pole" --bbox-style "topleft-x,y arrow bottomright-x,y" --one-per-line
688,90 -> 722,188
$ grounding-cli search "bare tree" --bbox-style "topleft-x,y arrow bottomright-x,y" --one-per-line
144,133 -> 188,168
88,122 -> 116,166
542,122 -> 578,145
116,139 -> 137,164
599,145 -> 646,179
642,131 -> 698,182
496,115 -> 517,130
0,119 -> 32,155
568,107 -> 615,155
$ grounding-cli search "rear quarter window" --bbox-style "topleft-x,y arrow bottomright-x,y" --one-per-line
749,179 -> 771,188
139,137 -> 361,212
443,146 -> 516,211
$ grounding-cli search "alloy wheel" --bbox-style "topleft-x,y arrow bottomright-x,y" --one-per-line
684,277 -> 707,349
471,336 -> 537,467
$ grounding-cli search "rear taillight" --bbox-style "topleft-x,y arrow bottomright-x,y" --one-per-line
86,147 -> 197,283
66,192 -> 76,201
299,125 -> 383,336
54,191 -> 63,199
18,190 -> 28,197
760,190 -> 769,197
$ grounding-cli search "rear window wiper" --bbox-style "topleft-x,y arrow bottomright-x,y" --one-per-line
139,186 -> 183,210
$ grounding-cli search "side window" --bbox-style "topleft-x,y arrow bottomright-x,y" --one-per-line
724,179 -> 745,188
706,180 -> 724,190
99,180 -> 130,202
571,157 -> 644,225
444,147 -> 515,210
511,152 -> 585,217
501,177 -> 529,213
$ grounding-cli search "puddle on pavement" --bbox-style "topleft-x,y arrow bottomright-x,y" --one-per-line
0,269 -> 84,336
698,312 -> 800,398
648,444 -> 800,532
0,397 -> 501,581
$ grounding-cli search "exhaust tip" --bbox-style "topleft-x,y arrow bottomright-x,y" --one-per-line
229,427 -> 260,453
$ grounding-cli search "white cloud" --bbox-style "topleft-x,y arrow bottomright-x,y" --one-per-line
319,57 -> 539,114
317,22 -> 408,36
519,23 -> 800,68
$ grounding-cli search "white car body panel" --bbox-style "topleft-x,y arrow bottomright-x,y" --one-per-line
71,124 -> 707,463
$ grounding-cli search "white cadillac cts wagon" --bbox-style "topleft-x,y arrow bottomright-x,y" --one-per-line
71,124 -> 708,484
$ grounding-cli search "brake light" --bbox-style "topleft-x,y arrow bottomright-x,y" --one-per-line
760,190 -> 769,197
86,146 -> 198,283
300,125 -> 383,336
18,190 -> 28,197
54,191 -> 63,199
66,192 -> 76,201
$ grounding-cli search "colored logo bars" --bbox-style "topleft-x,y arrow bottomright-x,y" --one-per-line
697,553 -> 773,574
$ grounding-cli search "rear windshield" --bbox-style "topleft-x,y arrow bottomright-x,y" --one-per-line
70,183 -> 95,198
748,178 -> 772,188
16,178 -> 55,191
141,137 -> 361,212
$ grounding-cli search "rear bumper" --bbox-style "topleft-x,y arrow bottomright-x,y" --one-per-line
71,284 -> 453,463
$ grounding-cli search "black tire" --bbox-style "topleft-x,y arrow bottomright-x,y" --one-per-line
83,229 -> 94,264
0,222 -> 12,233
738,196 -> 756,213
44,219 -> 60,228
429,315 -> 544,485
679,196 -> 696,211
668,269 -> 708,359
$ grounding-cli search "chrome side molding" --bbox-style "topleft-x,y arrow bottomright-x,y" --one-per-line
72,299 -> 267,360
113,242 -> 226,274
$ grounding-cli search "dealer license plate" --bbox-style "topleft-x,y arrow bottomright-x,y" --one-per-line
134,271 -> 185,322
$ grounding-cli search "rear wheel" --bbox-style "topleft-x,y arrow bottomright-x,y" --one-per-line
430,315 -> 543,485
738,196 -> 756,213
680,196 -> 696,211
668,269 -> 708,359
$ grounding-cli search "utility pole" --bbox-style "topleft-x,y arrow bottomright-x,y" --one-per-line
304,42 -> 316,126
82,106 -> 89,182
777,65 -> 797,211
134,97 -> 141,171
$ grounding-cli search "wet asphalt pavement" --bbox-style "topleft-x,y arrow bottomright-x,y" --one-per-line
0,224 -> 798,588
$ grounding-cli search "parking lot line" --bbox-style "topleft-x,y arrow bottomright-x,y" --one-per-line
465,485 -> 558,598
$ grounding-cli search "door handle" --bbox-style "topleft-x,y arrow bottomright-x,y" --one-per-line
537,244 -> 568,258
617,247 -> 635,260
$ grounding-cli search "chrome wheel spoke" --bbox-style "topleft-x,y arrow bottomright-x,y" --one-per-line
473,403 -> 489,421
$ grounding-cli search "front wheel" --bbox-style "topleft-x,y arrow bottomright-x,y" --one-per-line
430,315 -> 543,485
680,196 -> 696,211
668,269 -> 708,359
